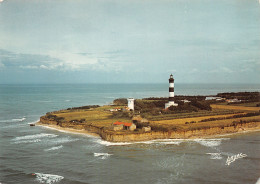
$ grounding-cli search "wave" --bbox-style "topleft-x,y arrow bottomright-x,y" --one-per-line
0,117 -> 26,123
48,137 -> 79,145
139,139 -> 183,145
44,145 -> 63,152
38,125 -> 96,138
34,173 -> 64,184
14,139 -> 41,144
96,139 -> 132,146
13,133 -> 58,141
206,153 -> 222,160
194,138 -> 230,147
94,152 -> 112,159
27,119 -> 40,125
2,123 -> 27,129
65,100 -> 71,102
96,139 -> 182,146
96,138 -> 229,147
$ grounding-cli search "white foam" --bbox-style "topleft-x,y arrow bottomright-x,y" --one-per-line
13,133 -> 58,141
0,117 -> 26,123
44,145 -> 63,152
158,141 -> 182,145
96,139 -> 133,146
94,152 -> 112,159
27,119 -> 40,125
142,139 -> 183,145
65,100 -> 71,102
12,117 -> 26,122
96,137 -> 230,147
194,138 -> 229,147
206,153 -> 222,160
34,173 -> 64,184
38,125 -> 96,138
2,123 -> 27,129
96,138 -> 184,146
14,139 -> 41,144
49,137 -> 79,145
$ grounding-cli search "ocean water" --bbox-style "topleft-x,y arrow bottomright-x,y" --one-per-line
0,83 -> 259,184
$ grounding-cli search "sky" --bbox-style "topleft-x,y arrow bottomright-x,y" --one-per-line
0,0 -> 259,84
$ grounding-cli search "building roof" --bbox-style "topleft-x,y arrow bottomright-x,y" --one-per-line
113,121 -> 133,127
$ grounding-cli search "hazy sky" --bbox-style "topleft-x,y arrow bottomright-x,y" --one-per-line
0,0 -> 259,84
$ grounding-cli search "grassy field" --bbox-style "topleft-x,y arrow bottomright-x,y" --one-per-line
211,104 -> 260,112
46,103 -> 260,132
229,102 -> 259,107
174,115 -> 260,131
146,109 -> 240,121
150,113 -> 245,126
53,106 -> 131,128
149,104 -> 260,131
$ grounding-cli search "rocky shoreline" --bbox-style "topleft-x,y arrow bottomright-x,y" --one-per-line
37,118 -> 260,142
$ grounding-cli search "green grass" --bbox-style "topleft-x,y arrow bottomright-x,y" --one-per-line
44,104 -> 260,134
146,109 -> 239,121
52,106 -> 131,128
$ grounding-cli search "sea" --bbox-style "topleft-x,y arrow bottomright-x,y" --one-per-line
0,83 -> 259,184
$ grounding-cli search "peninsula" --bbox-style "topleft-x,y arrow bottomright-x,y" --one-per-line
37,91 -> 260,142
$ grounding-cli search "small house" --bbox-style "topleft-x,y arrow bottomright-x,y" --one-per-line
112,121 -> 136,131
132,115 -> 142,123
141,118 -> 149,123
226,98 -> 241,103
142,126 -> 151,132
181,99 -> 191,103
113,124 -> 124,131
205,97 -> 224,101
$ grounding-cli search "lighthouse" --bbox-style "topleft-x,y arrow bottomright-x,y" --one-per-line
165,74 -> 178,109
128,98 -> 134,111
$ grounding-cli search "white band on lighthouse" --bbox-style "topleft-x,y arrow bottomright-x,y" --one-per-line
170,92 -> 174,97
169,83 -> 174,88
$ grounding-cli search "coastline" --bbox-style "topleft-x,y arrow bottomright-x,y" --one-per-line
36,122 -> 99,138
37,92 -> 260,142
37,121 -> 260,142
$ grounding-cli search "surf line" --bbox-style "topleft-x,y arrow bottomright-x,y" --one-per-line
225,153 -> 247,166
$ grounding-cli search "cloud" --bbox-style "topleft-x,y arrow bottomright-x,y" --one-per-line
0,49 -> 127,72
48,51 -> 98,71
209,67 -> 233,74
240,59 -> 260,72
221,67 -> 233,73
19,65 -> 38,69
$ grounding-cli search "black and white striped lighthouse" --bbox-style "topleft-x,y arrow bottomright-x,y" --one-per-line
165,74 -> 178,109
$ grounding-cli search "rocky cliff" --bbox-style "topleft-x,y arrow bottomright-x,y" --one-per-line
40,116 -> 260,142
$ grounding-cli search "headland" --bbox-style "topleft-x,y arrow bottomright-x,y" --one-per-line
37,92 -> 260,142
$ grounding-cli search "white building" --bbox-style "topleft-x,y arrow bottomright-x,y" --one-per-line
128,98 -> 134,110
205,97 -> 224,101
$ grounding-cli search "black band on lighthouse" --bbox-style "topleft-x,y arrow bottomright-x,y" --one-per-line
169,97 -> 174,101
169,88 -> 174,92
169,78 -> 174,83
